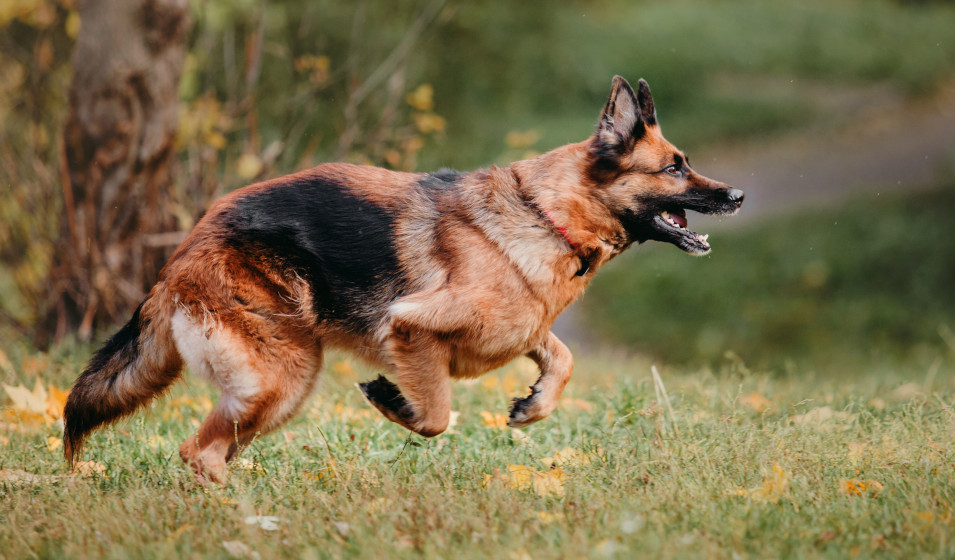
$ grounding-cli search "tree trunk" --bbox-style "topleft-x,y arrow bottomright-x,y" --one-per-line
44,0 -> 191,343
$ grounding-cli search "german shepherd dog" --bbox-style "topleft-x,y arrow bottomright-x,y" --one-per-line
64,76 -> 743,483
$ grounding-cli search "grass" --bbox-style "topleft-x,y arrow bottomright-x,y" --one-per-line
2,344 -> 954,559
583,183 -> 955,371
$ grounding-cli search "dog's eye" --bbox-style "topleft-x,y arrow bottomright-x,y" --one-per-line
664,165 -> 681,176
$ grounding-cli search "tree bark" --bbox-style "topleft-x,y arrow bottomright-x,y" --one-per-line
44,0 -> 191,343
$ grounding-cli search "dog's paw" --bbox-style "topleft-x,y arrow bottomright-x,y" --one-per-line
357,376 -> 415,426
507,394 -> 540,428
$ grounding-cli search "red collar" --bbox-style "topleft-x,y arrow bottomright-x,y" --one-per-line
512,169 -> 589,275
541,209 -> 580,250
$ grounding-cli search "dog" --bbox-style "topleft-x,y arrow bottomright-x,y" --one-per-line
63,76 -> 743,483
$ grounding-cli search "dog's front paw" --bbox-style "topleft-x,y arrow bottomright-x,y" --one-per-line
358,376 -> 415,427
507,393 -> 544,428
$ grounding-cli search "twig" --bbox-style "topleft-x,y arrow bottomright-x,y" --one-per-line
390,433 -> 415,469
312,424 -> 343,484
651,365 -> 680,437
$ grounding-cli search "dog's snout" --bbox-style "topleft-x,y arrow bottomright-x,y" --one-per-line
727,188 -> 745,206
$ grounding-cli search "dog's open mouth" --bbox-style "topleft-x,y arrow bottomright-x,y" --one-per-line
652,209 -> 711,256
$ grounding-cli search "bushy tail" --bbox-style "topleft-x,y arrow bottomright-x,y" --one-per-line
63,298 -> 182,466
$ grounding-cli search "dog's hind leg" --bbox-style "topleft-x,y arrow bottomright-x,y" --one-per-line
173,310 -> 321,484
507,331 -> 573,428
222,343 -> 324,464
359,324 -> 451,438
178,351 -> 321,484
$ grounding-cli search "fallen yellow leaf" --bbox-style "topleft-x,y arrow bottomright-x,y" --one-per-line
740,392 -> 773,413
840,478 -> 883,497
540,447 -> 592,469
730,461 -> 789,503
72,461 -> 107,477
483,464 -> 566,497
2,379 -> 69,428
480,410 -> 508,430
790,406 -> 856,430
3,379 -> 48,415
531,467 -> 566,497
47,386 -> 69,420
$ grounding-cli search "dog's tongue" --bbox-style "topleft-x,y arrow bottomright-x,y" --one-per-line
671,209 -> 688,228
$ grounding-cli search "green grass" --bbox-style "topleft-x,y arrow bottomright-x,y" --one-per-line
583,183 -> 955,371
2,345 -> 954,559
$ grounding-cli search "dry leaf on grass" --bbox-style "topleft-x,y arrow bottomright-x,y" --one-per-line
480,411 -> 508,430
484,464 -> 566,497
840,478 -> 884,497
740,392 -> 773,413
2,379 -> 70,427
540,447 -> 593,469
790,406 -> 856,430
222,540 -> 261,560
332,521 -> 350,537
244,516 -> 281,531
729,461 -> 790,503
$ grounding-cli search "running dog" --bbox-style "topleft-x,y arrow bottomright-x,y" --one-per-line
64,76 -> 744,482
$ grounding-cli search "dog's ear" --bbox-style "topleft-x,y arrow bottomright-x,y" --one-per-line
595,76 -> 646,157
636,78 -> 657,126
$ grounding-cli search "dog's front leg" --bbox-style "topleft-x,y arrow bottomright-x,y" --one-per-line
359,324 -> 451,438
508,331 -> 573,428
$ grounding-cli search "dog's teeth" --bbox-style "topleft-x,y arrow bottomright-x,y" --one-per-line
661,211 -> 669,219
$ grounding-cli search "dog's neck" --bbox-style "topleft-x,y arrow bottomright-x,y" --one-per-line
511,169 -> 580,250
509,144 -> 631,272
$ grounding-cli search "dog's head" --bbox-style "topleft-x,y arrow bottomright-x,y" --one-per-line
589,76 -> 743,255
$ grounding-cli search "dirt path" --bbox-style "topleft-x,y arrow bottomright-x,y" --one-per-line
553,84 -> 955,346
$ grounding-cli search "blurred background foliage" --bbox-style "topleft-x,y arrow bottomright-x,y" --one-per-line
1,0 -> 954,369
584,184 -> 955,371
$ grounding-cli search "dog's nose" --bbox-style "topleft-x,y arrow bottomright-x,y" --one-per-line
727,188 -> 745,206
